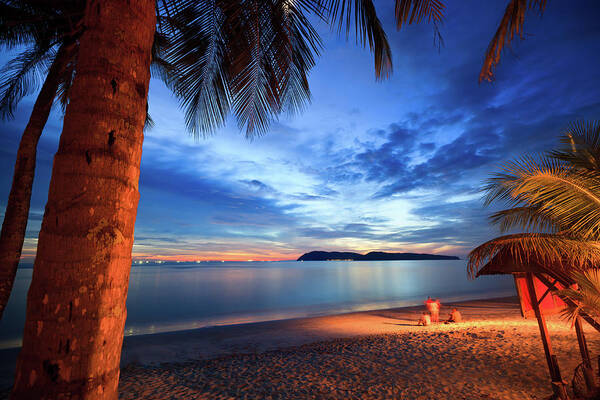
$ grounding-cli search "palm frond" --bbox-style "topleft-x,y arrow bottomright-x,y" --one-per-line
159,1 -> 230,137
0,43 -> 55,119
489,205 -> 561,234
278,5 -> 320,115
0,0 -> 84,115
144,100 -> 154,131
324,0 -> 393,80
0,1 -> 84,50
510,169 -> 600,240
231,0 -> 322,135
159,0 -> 321,137
479,0 -> 547,82
0,1 -> 44,48
394,0 -> 445,48
230,0 -> 282,135
483,155 -> 562,206
482,155 -> 600,240
52,40 -> 78,112
556,270 -> 600,325
467,233 -> 600,279
550,120 -> 600,172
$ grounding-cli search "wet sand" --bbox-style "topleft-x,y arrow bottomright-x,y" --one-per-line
1,296 -> 598,399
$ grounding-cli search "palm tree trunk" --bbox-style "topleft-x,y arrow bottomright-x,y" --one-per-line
0,43 -> 74,321
10,1 -> 155,398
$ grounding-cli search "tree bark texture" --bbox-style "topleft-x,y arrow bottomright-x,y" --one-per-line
11,1 -> 155,398
0,43 -> 74,321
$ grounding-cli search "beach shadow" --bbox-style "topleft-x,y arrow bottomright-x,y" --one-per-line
447,303 -> 519,309
382,322 -> 418,327
370,311 -> 422,319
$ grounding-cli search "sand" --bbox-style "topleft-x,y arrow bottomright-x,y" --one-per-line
1,296 -> 599,399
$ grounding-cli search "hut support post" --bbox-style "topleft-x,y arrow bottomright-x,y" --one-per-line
526,273 -> 569,400
575,316 -> 596,392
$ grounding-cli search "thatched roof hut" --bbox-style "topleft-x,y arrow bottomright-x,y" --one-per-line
474,248 -> 598,399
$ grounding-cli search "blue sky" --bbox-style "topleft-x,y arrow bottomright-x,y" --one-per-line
1,1 -> 600,261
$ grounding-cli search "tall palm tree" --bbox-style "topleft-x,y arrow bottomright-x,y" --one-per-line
7,0 -> 562,398
0,0 -> 324,320
0,1 -> 84,320
8,1 -> 393,398
468,120 -> 600,282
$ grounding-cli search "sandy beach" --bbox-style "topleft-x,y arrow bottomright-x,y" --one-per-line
1,296 -> 598,399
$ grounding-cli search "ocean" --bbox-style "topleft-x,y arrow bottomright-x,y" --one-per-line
0,259 -> 514,348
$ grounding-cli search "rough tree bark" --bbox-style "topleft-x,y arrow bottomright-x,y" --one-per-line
0,43 -> 74,320
11,0 -> 155,398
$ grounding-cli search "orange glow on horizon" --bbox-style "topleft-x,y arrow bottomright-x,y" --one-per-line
19,238 -> 467,263
130,252 -> 301,262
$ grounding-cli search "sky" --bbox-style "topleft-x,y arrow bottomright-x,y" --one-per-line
1,1 -> 600,262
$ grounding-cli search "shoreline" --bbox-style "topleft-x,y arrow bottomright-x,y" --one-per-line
0,290 -> 516,350
120,294 -> 521,365
3,295 -> 596,399
0,295 -> 516,389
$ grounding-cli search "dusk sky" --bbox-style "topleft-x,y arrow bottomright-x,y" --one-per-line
1,1 -> 599,261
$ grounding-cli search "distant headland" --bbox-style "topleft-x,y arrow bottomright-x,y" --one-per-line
297,251 -> 459,261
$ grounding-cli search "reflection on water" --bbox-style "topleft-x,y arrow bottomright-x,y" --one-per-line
0,260 -> 514,348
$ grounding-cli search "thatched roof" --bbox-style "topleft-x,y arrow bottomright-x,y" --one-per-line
475,248 -> 577,287
468,233 -> 600,280
476,251 -> 547,277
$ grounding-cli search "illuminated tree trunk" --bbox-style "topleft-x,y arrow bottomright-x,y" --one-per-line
11,0 -> 155,398
0,43 -> 74,321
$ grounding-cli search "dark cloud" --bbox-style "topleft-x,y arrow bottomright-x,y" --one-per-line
313,185 -> 339,197
239,179 -> 276,194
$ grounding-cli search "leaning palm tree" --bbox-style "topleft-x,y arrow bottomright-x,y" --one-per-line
468,120 -> 600,285
0,1 -> 84,320
8,1 -> 393,398
0,0 -> 323,320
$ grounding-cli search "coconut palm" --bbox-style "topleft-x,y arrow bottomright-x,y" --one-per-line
0,0 -> 324,321
468,120 -> 600,286
0,1 -> 84,321
7,1 -> 394,398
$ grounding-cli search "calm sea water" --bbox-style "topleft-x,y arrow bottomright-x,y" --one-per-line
0,260 -> 514,348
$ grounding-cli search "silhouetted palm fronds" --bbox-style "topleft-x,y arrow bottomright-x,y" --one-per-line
468,120 -> 600,278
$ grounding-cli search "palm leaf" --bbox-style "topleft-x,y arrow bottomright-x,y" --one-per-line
550,120 -> 600,172
324,0 -> 393,80
479,0 -> 547,82
556,270 -> 600,325
0,0 -> 84,116
159,1 -> 230,137
394,0 -> 444,48
489,205 -> 561,234
0,43 -> 54,119
482,155 -> 600,240
158,1 -> 321,137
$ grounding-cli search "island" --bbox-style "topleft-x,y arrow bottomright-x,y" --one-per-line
297,251 -> 459,261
